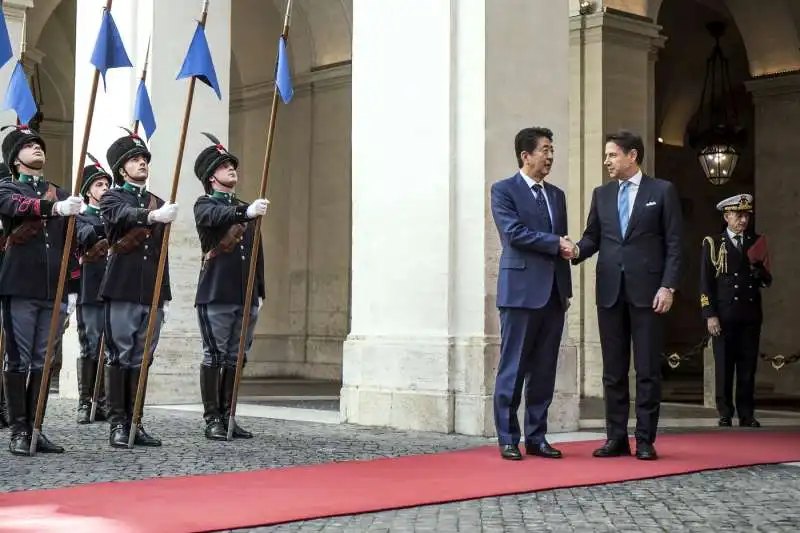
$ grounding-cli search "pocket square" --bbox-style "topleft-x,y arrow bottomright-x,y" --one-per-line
646,201 -> 657,206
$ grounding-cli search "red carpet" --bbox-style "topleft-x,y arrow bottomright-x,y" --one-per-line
1,431 -> 799,533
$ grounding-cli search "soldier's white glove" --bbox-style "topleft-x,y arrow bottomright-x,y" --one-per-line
54,196 -> 83,217
246,198 -> 269,219
162,301 -> 170,324
67,293 -> 77,316
258,297 -> 263,310
148,202 -> 179,224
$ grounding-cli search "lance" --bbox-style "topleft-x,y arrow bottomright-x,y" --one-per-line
90,36 -> 151,423
128,0 -> 210,448
30,0 -> 114,455
226,0 -> 294,440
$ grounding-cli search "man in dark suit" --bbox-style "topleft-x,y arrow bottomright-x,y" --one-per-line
700,194 -> 771,428
571,130 -> 682,461
490,127 -> 574,461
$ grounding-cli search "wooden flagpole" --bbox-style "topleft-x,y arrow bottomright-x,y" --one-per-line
128,0 -> 210,448
90,35 -> 151,423
30,0 -> 114,456
226,0 -> 294,440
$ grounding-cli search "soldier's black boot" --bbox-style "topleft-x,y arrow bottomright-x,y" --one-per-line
126,367 -> 161,447
76,358 -> 93,424
220,367 -> 252,439
4,371 -> 31,456
26,370 -> 64,453
201,365 -> 226,440
105,365 -> 129,448
0,384 -> 9,428
94,368 -> 108,422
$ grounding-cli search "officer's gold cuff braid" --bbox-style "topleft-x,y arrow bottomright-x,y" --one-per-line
703,235 -> 727,278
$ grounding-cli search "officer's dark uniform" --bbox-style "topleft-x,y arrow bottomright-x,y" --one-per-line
74,161 -> 112,424
0,125 -> 78,455
99,132 -> 170,448
193,135 -> 265,440
0,161 -> 11,429
700,194 -> 771,428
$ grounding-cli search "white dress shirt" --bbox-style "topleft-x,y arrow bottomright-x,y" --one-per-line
618,170 -> 642,217
520,169 -> 553,224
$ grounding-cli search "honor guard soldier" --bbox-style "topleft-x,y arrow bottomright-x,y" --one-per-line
0,125 -> 83,455
74,157 -> 112,424
193,133 -> 267,440
100,130 -> 177,448
700,194 -> 772,428
0,161 -> 11,428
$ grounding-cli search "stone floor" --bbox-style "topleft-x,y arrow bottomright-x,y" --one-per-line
1,397 -> 799,533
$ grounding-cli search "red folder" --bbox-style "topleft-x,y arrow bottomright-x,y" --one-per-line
747,235 -> 771,273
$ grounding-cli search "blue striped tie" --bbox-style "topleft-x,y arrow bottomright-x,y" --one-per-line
618,180 -> 631,237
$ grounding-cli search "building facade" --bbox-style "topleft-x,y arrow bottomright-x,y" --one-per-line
1,0 -> 798,436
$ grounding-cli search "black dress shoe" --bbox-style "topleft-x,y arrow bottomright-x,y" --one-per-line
592,439 -> 631,458
36,433 -> 65,454
739,417 -> 761,428
635,441 -> 658,461
718,416 -> 732,427
525,441 -> 562,459
499,444 -> 522,460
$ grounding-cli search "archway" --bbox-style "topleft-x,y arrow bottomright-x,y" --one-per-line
230,0 -> 353,409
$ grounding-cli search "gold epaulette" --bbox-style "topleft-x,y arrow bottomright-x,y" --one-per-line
703,235 -> 727,278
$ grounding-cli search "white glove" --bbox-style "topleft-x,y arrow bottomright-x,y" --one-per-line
162,301 -> 170,324
148,202 -> 179,224
54,196 -> 83,217
67,293 -> 77,316
258,297 -> 263,310
245,198 -> 269,219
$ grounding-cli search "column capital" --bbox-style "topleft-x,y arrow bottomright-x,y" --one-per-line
570,8 -> 666,52
22,46 -> 45,71
2,1 -> 34,21
745,71 -> 800,100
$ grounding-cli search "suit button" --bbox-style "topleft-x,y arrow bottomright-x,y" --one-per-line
734,285 -> 739,288
749,285 -> 753,289
143,256 -> 147,260
734,273 -> 738,277
734,297 -> 739,301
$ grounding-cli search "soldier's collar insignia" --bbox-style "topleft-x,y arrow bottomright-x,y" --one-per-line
85,204 -> 101,216
211,190 -> 234,202
122,181 -> 146,195
17,173 -> 41,184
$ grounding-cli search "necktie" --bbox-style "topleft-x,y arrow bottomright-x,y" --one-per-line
532,184 -> 552,232
618,180 -> 631,237
734,235 -> 742,250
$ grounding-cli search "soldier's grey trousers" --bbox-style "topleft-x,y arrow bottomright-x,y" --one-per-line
1,297 -> 67,372
77,303 -> 104,360
104,301 -> 164,369
196,304 -> 259,368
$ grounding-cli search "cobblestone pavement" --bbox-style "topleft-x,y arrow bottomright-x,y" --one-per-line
2,398 -> 799,533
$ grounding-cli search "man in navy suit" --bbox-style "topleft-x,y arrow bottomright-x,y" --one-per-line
490,127 -> 574,461
572,130 -> 682,461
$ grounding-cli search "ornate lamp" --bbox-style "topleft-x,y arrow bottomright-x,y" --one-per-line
687,21 -> 746,185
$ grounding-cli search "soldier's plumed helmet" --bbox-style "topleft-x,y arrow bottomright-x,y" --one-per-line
106,128 -> 151,185
80,154 -> 112,200
0,161 -> 11,180
716,194 -> 753,213
1,125 -> 47,173
193,132 -> 239,194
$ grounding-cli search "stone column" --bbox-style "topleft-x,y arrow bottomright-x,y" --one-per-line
342,0 -> 577,436
61,0 -> 231,403
0,1 -> 33,126
745,73 -> 800,399
567,8 -> 665,399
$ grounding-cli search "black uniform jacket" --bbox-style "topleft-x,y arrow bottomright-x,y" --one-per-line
76,207 -> 108,305
194,194 -> 265,306
0,177 -> 77,302
98,184 -> 171,306
700,231 -> 772,324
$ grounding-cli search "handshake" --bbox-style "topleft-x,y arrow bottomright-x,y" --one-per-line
559,236 -> 578,260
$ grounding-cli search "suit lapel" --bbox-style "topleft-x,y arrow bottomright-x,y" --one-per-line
624,175 -> 652,239
607,181 -> 623,238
